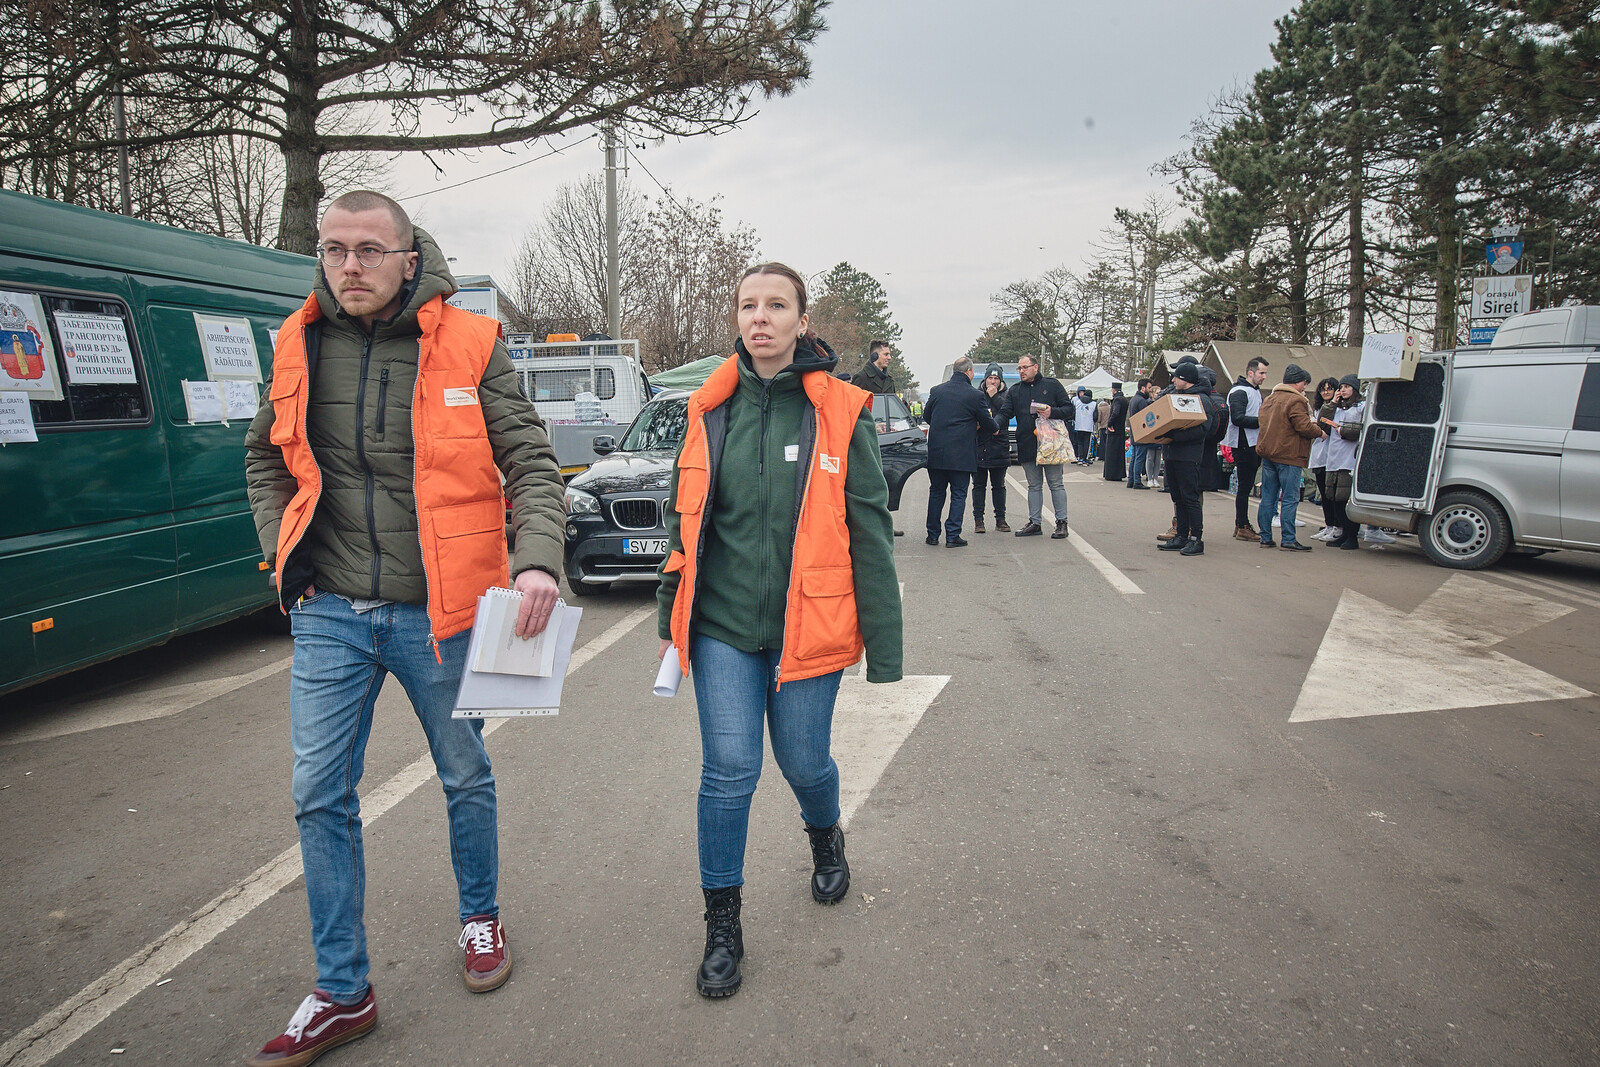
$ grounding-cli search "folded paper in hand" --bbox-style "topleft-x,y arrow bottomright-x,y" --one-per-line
453,590 -> 582,718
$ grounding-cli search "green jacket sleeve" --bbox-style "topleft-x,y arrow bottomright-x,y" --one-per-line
478,338 -> 566,579
844,408 -> 904,683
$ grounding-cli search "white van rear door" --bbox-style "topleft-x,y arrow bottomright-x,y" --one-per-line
1351,354 -> 1452,514
1561,360 -> 1600,547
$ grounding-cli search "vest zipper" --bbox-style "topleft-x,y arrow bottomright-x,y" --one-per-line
376,366 -> 389,439
758,381 -> 773,646
775,404 -> 819,691
356,332 -> 381,598
413,340 -> 439,660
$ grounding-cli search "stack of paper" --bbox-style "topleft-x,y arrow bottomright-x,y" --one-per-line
453,590 -> 582,718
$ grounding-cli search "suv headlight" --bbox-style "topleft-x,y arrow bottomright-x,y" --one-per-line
564,487 -> 601,516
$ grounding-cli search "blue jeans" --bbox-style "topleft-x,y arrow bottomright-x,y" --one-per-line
1257,460 -> 1304,545
1128,443 -> 1151,486
690,634 -> 843,889
926,468 -> 970,542
1022,461 -> 1068,525
289,593 -> 497,1002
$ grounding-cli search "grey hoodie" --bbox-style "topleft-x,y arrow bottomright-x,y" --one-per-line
244,227 -> 565,606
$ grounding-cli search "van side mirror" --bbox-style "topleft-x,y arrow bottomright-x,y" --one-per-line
592,435 -> 616,456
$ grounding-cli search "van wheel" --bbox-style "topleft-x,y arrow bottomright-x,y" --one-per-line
1420,490 -> 1511,570
565,572 -> 602,597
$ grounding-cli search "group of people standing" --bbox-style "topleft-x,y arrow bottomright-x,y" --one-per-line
1153,354 -> 1393,554
920,355 -> 1082,545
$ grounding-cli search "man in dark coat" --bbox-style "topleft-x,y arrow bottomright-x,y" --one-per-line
1127,377 -> 1157,489
921,356 -> 998,546
857,340 -> 896,394
1003,354 -> 1074,538
1102,381 -> 1128,482
1156,362 -> 1211,556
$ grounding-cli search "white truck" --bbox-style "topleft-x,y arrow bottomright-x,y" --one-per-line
507,334 -> 654,478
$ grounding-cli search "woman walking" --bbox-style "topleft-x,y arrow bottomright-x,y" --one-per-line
973,364 -> 1011,533
656,263 -> 904,998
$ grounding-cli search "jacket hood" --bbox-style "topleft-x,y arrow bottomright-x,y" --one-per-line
315,226 -> 457,334
734,333 -> 839,379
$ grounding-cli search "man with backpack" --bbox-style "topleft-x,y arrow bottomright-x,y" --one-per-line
1155,362 -> 1215,557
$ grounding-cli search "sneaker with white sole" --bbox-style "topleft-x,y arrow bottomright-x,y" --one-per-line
460,915 -> 512,992
249,988 -> 376,1067
1316,526 -> 1342,542
1363,527 -> 1397,544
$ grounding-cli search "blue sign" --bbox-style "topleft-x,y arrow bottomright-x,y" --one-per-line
1486,241 -> 1523,274
1469,325 -> 1499,345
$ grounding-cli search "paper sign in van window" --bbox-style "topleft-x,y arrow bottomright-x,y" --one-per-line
193,313 -> 263,383
182,380 -> 227,424
223,380 -> 258,421
55,312 -> 137,384
0,290 -> 64,401
0,392 -> 39,442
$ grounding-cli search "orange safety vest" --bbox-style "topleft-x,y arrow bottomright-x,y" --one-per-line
664,355 -> 872,686
268,292 -> 507,644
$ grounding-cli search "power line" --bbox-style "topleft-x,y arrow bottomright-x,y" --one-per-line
393,134 -> 599,203
626,148 -> 691,216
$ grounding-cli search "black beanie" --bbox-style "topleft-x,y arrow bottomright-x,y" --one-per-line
1171,362 -> 1201,384
1339,373 -> 1362,391
1282,363 -> 1311,385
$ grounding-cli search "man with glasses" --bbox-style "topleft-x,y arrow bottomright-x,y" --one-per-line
244,190 -> 565,1065
1003,355 -> 1073,538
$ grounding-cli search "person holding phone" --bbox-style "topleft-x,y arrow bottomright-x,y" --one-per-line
656,263 -> 903,998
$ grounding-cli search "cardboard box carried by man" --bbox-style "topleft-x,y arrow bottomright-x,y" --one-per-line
1132,393 -> 1209,445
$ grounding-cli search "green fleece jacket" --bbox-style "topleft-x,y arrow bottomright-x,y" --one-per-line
243,228 -> 565,604
656,342 -> 904,683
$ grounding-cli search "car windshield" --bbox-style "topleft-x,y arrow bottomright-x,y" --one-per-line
618,396 -> 689,452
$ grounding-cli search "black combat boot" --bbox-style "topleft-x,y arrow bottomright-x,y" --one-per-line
804,822 -> 851,904
696,886 -> 743,998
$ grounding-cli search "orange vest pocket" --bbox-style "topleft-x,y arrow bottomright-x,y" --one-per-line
790,566 -> 858,661
432,498 -> 509,613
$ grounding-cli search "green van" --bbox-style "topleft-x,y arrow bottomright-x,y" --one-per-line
0,190 -> 312,697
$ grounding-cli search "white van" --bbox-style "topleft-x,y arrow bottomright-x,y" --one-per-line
507,335 -> 653,477
1347,305 -> 1600,569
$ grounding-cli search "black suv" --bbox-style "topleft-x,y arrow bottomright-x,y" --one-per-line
562,387 -> 926,595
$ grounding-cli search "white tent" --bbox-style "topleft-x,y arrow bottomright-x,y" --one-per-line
1069,366 -> 1122,399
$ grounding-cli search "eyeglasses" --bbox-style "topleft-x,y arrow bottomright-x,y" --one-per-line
318,245 -> 410,268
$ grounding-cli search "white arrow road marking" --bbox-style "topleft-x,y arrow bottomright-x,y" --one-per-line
1289,575 -> 1592,723
1004,473 -> 1143,595
0,604 -> 655,1067
829,670 -> 951,830
1489,569 -> 1600,611
1,655 -> 295,747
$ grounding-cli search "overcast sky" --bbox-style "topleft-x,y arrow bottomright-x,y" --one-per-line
395,0 -> 1294,388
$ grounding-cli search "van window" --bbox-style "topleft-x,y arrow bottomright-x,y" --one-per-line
527,367 -> 616,402
1576,364 -> 1600,432
18,291 -> 150,427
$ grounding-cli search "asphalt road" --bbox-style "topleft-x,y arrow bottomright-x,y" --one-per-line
3,464 -> 1598,1066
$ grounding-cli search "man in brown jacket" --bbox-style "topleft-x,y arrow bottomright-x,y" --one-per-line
1253,363 -> 1325,551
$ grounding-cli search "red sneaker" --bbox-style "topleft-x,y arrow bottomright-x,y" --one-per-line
459,914 -> 512,992
249,988 -> 376,1066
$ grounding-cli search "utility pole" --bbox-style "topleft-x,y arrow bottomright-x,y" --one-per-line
603,122 -> 622,340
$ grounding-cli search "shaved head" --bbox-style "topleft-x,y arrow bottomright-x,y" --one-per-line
322,190 -> 413,250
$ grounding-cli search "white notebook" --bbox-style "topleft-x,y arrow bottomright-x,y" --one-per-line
453,594 -> 582,718
471,587 -> 560,677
